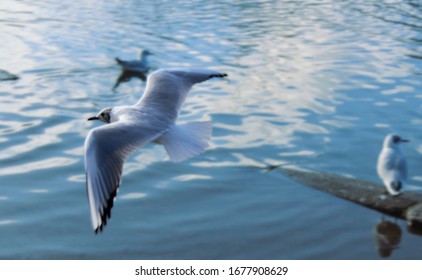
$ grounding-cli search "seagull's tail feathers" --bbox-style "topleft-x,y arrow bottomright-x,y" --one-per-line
160,121 -> 211,163
115,57 -> 124,66
386,180 -> 402,196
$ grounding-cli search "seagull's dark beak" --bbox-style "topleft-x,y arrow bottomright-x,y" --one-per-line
401,139 -> 410,143
87,116 -> 98,121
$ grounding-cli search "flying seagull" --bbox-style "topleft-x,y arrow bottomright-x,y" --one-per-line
85,68 -> 227,233
377,134 -> 409,196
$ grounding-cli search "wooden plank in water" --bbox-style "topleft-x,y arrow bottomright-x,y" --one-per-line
281,167 -> 422,228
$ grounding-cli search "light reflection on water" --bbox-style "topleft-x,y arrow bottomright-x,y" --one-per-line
0,0 -> 422,259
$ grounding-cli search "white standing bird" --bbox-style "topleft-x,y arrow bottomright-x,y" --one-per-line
85,68 -> 227,233
377,134 -> 409,196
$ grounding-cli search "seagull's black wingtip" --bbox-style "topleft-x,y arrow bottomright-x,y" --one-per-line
95,224 -> 104,234
210,73 -> 228,78
93,189 -> 117,235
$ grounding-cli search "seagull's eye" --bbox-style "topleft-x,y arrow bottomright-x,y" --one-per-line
101,113 -> 105,117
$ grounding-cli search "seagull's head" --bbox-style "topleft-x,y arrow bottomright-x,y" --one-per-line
87,107 -> 112,124
383,134 -> 409,149
141,49 -> 152,58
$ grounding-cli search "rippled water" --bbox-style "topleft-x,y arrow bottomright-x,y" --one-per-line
1,0 -> 422,259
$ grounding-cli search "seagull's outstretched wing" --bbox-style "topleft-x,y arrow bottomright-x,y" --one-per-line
136,68 -> 227,120
85,122 -> 163,233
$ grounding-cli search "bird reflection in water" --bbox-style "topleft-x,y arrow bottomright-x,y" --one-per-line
373,218 -> 402,258
113,70 -> 147,91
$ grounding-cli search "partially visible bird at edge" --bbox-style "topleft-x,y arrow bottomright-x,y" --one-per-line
377,134 -> 409,196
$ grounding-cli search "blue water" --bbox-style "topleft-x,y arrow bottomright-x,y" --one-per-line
1,0 -> 422,259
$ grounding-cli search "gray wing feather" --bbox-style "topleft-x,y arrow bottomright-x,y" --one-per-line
85,122 -> 163,233
136,68 -> 227,120
378,149 -> 407,186
386,152 -> 407,183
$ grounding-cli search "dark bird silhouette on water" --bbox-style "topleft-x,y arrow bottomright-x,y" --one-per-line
113,50 -> 153,90
113,70 -> 147,91
373,218 -> 401,258
0,69 -> 19,81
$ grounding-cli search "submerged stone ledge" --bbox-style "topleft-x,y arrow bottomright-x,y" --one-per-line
281,167 -> 422,229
